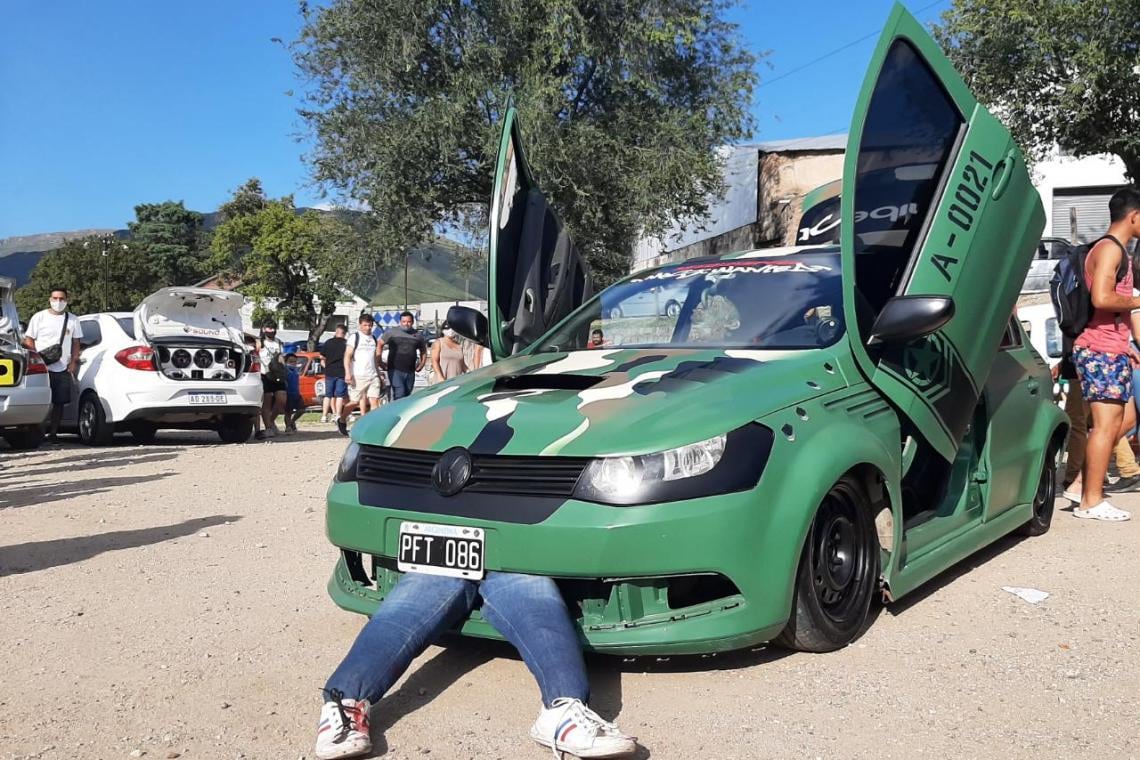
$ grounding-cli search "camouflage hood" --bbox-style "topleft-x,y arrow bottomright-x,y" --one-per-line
354,348 -> 848,458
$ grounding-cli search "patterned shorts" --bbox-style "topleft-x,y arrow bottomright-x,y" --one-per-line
1073,346 -> 1133,402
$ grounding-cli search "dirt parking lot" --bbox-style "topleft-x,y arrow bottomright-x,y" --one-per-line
2,428 -> 1139,760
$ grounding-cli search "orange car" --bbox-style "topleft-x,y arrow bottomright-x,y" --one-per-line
291,351 -> 326,409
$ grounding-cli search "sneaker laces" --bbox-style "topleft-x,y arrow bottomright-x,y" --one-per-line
547,698 -> 616,760
324,688 -> 366,745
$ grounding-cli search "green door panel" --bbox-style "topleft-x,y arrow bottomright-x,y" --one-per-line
841,3 -> 1045,461
487,107 -> 593,359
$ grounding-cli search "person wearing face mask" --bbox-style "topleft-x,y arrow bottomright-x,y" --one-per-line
255,319 -> 287,439
377,311 -> 427,400
430,321 -> 476,382
22,287 -> 84,443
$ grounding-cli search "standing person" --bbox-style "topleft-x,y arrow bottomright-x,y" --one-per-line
257,320 -> 286,439
313,572 -> 637,760
283,353 -> 306,432
1072,187 -> 1140,521
378,311 -> 427,400
429,321 -> 475,382
22,287 -> 83,443
339,313 -> 382,436
320,323 -> 349,424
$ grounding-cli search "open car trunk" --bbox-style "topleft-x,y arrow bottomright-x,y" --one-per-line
0,276 -> 26,385
134,287 -> 250,381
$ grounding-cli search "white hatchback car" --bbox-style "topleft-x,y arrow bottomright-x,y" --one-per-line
60,288 -> 262,445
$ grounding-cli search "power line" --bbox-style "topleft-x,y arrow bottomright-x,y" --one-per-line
757,0 -> 948,89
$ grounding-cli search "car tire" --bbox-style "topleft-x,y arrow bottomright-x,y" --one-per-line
665,300 -> 680,317
78,392 -> 115,447
775,475 -> 880,653
129,422 -> 158,445
3,426 -> 45,450
607,306 -> 623,320
217,414 -> 254,444
1018,441 -> 1059,537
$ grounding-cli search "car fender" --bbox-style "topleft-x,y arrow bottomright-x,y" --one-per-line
751,389 -> 902,617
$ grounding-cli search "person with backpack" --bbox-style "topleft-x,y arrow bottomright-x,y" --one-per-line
1063,187 -> 1140,521
338,313 -> 382,436
21,287 -> 83,443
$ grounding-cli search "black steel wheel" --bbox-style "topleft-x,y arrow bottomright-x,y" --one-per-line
1018,442 -> 1058,537
775,475 -> 879,652
217,414 -> 254,444
2,426 -> 44,450
78,393 -> 114,446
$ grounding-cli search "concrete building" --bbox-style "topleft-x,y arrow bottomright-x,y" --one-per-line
1033,151 -> 1129,243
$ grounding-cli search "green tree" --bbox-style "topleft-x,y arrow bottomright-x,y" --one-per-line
15,236 -> 156,318
129,201 -> 210,286
294,0 -> 759,283
933,0 -> 1140,179
211,195 -> 364,349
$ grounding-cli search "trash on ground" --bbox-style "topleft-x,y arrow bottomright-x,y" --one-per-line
1002,586 -> 1049,604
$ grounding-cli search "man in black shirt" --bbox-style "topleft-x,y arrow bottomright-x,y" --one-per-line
378,311 -> 427,400
320,323 -> 349,423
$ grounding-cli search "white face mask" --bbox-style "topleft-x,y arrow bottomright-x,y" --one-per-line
50,299 -> 67,313
443,329 -> 456,339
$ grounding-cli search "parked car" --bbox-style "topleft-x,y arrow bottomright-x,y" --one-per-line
603,279 -> 688,319
324,6 -> 1065,656
0,276 -> 51,449
292,350 -> 326,408
1022,236 -> 1072,293
59,288 -> 262,445
1016,302 -> 1063,369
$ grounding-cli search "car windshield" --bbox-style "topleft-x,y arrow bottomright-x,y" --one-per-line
535,250 -> 845,352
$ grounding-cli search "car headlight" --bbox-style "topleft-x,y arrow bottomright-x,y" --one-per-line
336,442 -> 361,482
572,423 -> 773,506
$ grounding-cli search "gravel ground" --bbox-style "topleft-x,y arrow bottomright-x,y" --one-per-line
2,427 -> 1139,760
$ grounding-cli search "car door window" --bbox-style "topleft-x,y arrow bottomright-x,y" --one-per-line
852,39 -> 963,317
80,319 -> 102,349
999,318 -> 1022,350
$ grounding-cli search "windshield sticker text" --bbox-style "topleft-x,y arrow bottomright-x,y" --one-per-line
633,262 -> 832,283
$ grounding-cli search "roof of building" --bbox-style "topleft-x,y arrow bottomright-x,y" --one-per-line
746,133 -> 848,154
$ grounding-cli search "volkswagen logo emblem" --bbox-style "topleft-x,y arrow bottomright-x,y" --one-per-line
432,447 -> 473,496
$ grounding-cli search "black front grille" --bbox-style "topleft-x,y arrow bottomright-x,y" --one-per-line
356,445 -> 590,498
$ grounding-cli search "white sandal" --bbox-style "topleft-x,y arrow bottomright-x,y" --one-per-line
1062,490 -> 1082,503
1073,501 -> 1131,522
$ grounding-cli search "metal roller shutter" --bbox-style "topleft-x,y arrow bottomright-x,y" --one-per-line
1052,187 -> 1123,243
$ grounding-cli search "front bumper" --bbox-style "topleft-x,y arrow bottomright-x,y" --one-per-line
326,480 -> 803,655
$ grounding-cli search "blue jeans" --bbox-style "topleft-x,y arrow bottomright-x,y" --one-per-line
389,369 -> 416,400
324,571 -> 589,707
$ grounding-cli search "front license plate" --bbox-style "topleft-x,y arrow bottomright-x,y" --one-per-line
397,521 -> 485,580
189,392 -> 226,405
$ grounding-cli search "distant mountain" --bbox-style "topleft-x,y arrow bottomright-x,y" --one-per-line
0,219 -> 489,307
366,237 -> 487,307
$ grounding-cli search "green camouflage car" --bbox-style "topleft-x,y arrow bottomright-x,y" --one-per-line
326,5 -> 1067,654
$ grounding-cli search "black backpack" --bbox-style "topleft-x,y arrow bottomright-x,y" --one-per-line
1049,235 -> 1129,339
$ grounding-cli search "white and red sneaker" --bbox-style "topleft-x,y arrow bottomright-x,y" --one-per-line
530,698 -> 636,758
315,692 -> 372,760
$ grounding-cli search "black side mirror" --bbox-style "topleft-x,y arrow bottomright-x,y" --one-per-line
447,306 -> 489,346
869,296 -> 955,344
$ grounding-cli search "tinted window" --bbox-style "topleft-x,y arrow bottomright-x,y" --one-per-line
853,39 -> 963,315
80,319 -> 102,348
115,317 -> 136,339
537,252 -> 846,352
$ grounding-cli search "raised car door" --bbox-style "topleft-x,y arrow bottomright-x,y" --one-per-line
487,107 -> 593,359
841,3 -> 1045,461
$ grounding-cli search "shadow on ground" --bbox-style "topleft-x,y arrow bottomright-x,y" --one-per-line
0,450 -> 179,480
0,514 -> 241,575
0,472 -> 173,511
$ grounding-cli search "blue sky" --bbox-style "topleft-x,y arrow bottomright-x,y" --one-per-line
0,0 -> 950,239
